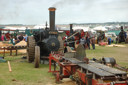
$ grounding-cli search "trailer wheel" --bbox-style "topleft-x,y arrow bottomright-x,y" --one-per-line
34,46 -> 40,68
27,36 -> 35,62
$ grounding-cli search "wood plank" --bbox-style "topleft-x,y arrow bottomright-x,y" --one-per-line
78,63 -> 115,77
89,62 -> 127,75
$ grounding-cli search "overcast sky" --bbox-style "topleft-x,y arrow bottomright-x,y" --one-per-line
0,0 -> 128,24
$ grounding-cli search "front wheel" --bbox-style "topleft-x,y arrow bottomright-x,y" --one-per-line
34,46 -> 40,68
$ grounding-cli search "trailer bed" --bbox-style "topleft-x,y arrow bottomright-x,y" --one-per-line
78,63 -> 114,76
63,57 -> 127,77
89,62 -> 126,75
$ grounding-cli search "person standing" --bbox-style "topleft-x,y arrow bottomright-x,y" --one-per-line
108,37 -> 111,45
5,32 -> 11,41
24,34 -> 28,42
18,34 -> 24,41
90,36 -> 95,49
116,36 -> 118,44
86,36 -> 90,49
1,33 -> 5,41
9,36 -> 15,45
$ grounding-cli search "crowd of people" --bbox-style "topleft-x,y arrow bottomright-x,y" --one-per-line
0,32 -> 28,45
79,36 -> 95,50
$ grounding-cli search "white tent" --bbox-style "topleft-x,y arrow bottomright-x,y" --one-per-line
33,24 -> 49,29
93,26 -> 108,31
89,29 -> 96,33
57,27 -> 69,30
4,27 -> 17,30
73,26 -> 90,32
18,27 -> 27,30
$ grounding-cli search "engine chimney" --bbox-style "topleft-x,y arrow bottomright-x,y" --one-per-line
49,7 -> 56,31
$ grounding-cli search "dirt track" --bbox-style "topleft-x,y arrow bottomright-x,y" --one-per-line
46,78 -> 76,85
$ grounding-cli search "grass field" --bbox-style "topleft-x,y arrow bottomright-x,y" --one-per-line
0,56 -> 55,85
0,44 -> 128,85
86,44 -> 128,67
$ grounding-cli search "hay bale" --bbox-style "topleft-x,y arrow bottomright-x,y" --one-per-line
0,42 -> 12,47
15,41 -> 27,46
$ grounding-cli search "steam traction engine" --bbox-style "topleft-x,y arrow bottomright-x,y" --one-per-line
27,7 -> 63,68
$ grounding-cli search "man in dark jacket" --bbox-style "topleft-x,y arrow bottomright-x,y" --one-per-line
18,34 -> 24,41
86,36 -> 90,49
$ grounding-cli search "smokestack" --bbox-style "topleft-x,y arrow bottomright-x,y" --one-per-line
70,24 -> 73,35
48,7 -> 56,31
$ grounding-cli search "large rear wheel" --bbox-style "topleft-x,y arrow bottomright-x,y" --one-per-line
27,36 -> 35,62
34,46 -> 40,68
